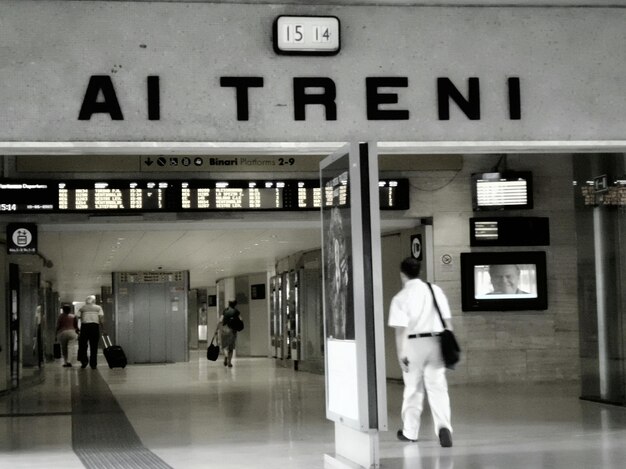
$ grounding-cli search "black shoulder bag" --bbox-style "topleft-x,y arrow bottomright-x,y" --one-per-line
206,326 -> 220,361
427,282 -> 461,370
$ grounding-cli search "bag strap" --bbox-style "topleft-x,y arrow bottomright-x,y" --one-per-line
209,323 -> 220,345
426,282 -> 448,330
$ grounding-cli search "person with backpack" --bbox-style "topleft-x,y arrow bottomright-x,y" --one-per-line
218,300 -> 242,368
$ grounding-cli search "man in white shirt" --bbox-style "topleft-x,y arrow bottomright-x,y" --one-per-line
388,257 -> 453,447
76,295 -> 105,369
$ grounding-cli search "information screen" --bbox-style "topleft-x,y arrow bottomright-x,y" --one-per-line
472,171 -> 533,210
181,181 -> 283,210
0,179 -> 409,213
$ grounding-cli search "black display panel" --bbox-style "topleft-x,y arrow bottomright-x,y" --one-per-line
471,171 -> 533,211
460,251 -> 547,312
0,179 -> 409,213
470,217 -> 550,247
294,179 -> 408,210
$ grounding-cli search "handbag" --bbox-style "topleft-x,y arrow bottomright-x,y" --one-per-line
427,282 -> 461,370
206,336 -> 220,361
53,342 -> 62,359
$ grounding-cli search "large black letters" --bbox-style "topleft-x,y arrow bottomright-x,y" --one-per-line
76,74 -> 520,124
507,77 -> 521,120
366,77 -> 409,120
78,75 -> 124,120
147,76 -> 160,120
293,78 -> 337,121
437,77 -> 480,120
220,77 -> 264,121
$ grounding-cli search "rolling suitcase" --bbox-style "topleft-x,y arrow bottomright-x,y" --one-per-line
102,334 -> 127,369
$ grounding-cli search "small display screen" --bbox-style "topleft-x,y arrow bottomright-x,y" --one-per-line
472,171 -> 533,210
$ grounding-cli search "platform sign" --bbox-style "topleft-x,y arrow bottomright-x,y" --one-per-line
321,143 -> 387,434
7,223 -> 37,254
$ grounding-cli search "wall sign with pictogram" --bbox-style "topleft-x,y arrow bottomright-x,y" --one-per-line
7,223 -> 38,254
410,234 -> 423,260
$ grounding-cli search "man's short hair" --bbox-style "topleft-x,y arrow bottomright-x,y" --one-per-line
400,257 -> 421,279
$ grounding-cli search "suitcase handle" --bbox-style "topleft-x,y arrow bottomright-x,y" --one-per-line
102,334 -> 113,348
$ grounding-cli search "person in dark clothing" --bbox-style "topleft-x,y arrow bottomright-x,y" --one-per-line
218,300 -> 241,368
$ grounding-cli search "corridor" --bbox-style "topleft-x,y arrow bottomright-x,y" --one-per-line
2,355 -> 626,468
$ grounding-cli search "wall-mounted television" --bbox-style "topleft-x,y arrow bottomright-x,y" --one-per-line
471,171 -> 533,211
460,251 -> 547,311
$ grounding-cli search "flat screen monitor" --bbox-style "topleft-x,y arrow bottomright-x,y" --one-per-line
472,171 -> 533,211
460,251 -> 547,311
469,217 -> 550,247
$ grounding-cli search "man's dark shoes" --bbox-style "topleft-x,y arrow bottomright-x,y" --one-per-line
396,429 -> 417,442
438,428 -> 453,447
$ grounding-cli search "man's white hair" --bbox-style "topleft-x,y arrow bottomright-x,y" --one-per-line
85,295 -> 96,304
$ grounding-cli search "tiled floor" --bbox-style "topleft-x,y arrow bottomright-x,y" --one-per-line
1,352 -> 626,468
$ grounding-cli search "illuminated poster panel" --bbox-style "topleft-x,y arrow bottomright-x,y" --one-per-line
322,162 -> 353,341
321,143 -> 387,432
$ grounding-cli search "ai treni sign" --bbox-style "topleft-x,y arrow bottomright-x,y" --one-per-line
77,75 -> 522,123
2,3 -> 626,142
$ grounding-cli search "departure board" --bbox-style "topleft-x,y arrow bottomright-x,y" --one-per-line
181,181 -> 283,210
0,179 -> 409,213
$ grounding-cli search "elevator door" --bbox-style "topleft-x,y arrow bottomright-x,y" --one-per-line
131,284 -> 168,363
114,271 -> 188,364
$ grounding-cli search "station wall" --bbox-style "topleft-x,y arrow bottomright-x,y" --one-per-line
405,153 -> 579,384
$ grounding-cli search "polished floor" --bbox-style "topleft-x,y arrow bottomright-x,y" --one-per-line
1,352 -> 626,468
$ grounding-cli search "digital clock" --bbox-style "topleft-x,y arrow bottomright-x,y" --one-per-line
273,16 -> 340,55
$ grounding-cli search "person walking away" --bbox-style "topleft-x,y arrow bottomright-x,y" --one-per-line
56,304 -> 79,367
388,257 -> 454,447
218,300 -> 241,368
76,295 -> 105,369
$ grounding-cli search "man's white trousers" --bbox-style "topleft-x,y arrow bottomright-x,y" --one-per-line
401,336 -> 452,441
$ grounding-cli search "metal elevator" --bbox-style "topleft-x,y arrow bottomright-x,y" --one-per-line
113,271 -> 189,364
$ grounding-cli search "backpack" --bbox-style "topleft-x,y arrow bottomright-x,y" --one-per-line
228,315 -> 244,332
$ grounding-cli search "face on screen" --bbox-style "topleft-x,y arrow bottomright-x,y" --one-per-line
489,264 -> 522,294
474,263 -> 537,299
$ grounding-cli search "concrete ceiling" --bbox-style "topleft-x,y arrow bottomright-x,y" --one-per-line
10,215 -> 416,303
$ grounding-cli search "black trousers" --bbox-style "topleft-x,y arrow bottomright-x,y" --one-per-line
78,323 -> 100,368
